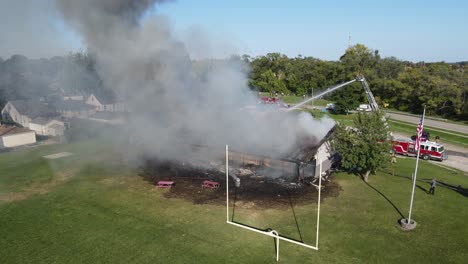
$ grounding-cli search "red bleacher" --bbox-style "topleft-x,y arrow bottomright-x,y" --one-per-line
202,180 -> 220,190
156,181 -> 175,188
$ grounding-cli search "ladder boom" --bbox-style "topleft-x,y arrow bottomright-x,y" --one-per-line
356,76 -> 379,111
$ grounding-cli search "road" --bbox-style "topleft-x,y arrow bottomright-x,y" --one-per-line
300,107 -> 468,135
386,112 -> 468,135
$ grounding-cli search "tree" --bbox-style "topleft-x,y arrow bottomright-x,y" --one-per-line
330,82 -> 365,114
330,110 -> 390,182
340,44 -> 379,77
376,57 -> 404,80
252,69 -> 288,94
58,51 -> 102,95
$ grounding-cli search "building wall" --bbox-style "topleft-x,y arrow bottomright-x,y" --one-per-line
114,103 -> 127,112
0,132 -> 36,148
29,120 -> 65,136
28,122 -> 46,135
316,141 -> 332,162
314,141 -> 333,177
103,103 -> 127,112
49,127 -> 64,137
103,104 -> 113,111
47,122 -> 65,136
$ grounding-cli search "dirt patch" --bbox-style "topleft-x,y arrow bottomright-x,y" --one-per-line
0,171 -> 74,204
140,161 -> 342,209
43,152 -> 73,159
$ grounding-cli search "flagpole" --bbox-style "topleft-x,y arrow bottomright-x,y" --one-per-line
407,106 -> 426,224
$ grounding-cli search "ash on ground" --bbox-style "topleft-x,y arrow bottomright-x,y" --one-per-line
140,159 -> 341,209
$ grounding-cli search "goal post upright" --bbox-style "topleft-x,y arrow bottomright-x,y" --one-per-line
226,144 -> 229,223
316,159 -> 322,249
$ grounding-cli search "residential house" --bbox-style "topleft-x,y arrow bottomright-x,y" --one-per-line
1,100 -> 57,128
0,125 -> 36,148
86,93 -> 126,112
29,118 -> 65,136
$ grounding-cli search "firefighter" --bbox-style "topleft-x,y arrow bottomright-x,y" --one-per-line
391,152 -> 397,163
429,178 -> 437,195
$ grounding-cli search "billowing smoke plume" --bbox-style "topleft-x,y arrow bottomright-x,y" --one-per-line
55,0 -> 334,162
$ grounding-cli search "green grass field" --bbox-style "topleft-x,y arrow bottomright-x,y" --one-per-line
387,119 -> 468,147
1,140 -> 467,263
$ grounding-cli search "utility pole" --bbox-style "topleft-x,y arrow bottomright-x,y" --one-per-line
311,88 -> 314,108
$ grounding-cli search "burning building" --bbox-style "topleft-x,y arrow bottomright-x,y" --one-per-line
53,0 -> 337,187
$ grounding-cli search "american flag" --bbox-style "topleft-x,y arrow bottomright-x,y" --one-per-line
415,108 -> 426,152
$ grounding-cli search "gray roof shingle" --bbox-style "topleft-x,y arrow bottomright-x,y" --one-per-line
0,125 -> 34,136
9,100 -> 57,119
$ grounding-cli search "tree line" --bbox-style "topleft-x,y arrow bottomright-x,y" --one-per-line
245,44 -> 468,120
0,52 -> 105,107
1,44 -> 467,120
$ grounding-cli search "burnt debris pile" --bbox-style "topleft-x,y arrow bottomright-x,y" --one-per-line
140,152 -> 341,208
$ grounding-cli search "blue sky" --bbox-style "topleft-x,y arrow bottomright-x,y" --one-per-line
1,0 -> 466,62
153,0 -> 468,62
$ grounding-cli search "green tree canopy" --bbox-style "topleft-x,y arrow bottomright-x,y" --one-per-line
330,111 -> 390,182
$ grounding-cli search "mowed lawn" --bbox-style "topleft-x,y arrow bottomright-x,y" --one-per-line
1,140 -> 467,263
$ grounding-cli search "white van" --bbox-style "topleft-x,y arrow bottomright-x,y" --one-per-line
357,104 -> 372,112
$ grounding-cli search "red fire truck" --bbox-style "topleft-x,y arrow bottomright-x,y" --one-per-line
391,138 -> 448,161
259,97 -> 281,104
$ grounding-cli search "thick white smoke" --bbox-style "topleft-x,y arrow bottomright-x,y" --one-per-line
55,0 -> 335,162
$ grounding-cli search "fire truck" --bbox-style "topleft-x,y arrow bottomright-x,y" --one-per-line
259,97 -> 281,104
391,138 -> 448,161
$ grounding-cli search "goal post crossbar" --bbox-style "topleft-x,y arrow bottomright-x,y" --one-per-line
226,221 -> 318,250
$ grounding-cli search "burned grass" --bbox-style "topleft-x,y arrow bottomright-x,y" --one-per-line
140,161 -> 341,209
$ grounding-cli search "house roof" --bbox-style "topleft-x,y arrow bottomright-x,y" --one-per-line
226,127 -> 334,165
30,117 -> 52,125
282,126 -> 336,163
8,100 -> 56,119
30,117 -> 63,126
0,125 -> 34,136
54,100 -> 96,111
90,91 -> 117,105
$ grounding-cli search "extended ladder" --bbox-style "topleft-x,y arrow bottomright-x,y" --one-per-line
356,76 -> 379,111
